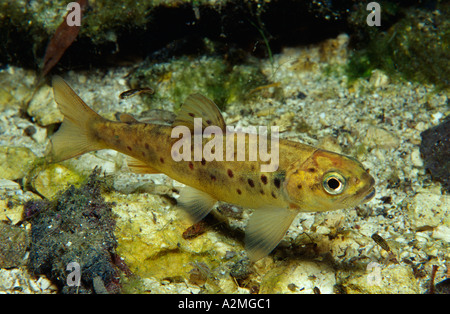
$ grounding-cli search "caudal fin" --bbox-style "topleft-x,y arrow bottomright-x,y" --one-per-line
49,76 -> 106,162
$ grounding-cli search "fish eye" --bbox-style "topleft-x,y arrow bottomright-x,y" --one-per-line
322,172 -> 346,195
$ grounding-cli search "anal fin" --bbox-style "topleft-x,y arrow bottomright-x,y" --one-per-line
245,207 -> 298,262
178,186 -> 217,223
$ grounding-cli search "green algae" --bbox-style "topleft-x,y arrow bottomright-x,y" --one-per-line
131,55 -> 268,110
346,3 -> 450,88
26,167 -> 122,293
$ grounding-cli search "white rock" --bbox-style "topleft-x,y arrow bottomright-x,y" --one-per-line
406,192 -> 450,229
432,225 -> 450,243
410,148 -> 423,167
27,85 -> 63,126
369,70 -> 389,88
364,126 -> 400,149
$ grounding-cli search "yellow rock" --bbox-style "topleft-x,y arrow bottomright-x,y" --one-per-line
0,146 -> 36,180
0,199 -> 24,225
260,260 -> 336,294
33,164 -> 84,199
111,192 -> 241,289
341,264 -> 420,294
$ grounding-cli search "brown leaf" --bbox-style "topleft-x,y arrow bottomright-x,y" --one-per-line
41,0 -> 88,76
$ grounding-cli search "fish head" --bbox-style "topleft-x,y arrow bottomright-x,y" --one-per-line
285,149 -> 375,212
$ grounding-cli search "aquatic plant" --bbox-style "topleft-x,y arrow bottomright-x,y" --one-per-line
25,167 -> 125,294
346,2 -> 449,88
131,55 -> 268,110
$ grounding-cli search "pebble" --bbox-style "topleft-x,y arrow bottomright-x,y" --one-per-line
432,225 -> 450,243
27,84 -> 63,126
369,69 -> 389,88
405,192 -> 450,229
0,146 -> 37,180
340,265 -> 420,294
32,164 -> 84,199
410,147 -> 423,167
364,126 -> 400,149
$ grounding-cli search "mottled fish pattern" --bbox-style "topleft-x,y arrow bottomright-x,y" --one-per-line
49,76 -> 375,261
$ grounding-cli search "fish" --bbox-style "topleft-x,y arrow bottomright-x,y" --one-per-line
119,87 -> 154,99
49,76 -> 376,262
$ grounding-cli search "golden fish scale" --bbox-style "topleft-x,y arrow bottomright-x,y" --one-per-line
95,121 -> 317,209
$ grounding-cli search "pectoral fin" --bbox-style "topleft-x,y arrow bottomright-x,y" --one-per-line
245,207 -> 297,262
178,186 -> 217,222
127,157 -> 160,174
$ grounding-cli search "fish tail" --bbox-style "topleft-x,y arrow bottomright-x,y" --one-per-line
48,76 -> 106,162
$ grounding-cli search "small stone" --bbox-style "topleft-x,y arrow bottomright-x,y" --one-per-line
340,264 -> 420,294
410,147 -> 423,167
0,146 -> 37,180
405,192 -> 450,230
27,84 -> 63,126
0,198 -> 25,225
369,70 -> 389,88
432,225 -> 450,243
364,126 -> 400,149
0,179 -> 21,194
32,164 -> 84,199
260,260 -> 335,294
0,222 -> 29,268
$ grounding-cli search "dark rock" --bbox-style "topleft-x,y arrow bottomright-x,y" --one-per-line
0,222 -> 29,268
26,167 -> 122,293
420,117 -> 450,193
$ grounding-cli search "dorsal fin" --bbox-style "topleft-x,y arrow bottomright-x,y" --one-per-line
172,94 -> 226,132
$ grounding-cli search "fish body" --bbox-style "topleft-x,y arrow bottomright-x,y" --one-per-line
50,76 -> 375,261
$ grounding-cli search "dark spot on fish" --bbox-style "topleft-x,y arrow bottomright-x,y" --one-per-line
297,183 -> 302,189
145,143 -> 149,149
274,178 -> 281,189
248,179 -> 255,188
236,189 -> 242,195
206,119 -> 212,125
127,146 -> 132,151
271,191 -> 277,199
189,162 -> 194,170
201,158 -> 206,165
142,151 -> 146,157
227,169 -> 234,178
261,175 -> 268,185
260,190 -> 264,195
188,113 -> 195,117
210,175 -> 216,181
308,168 -> 316,173
160,157 -> 164,163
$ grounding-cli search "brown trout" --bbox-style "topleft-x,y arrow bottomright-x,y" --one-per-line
49,76 -> 375,261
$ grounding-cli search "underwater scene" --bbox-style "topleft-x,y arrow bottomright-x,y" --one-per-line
0,0 -> 448,295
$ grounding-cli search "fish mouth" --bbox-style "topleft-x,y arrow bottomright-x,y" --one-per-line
363,188 -> 376,202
